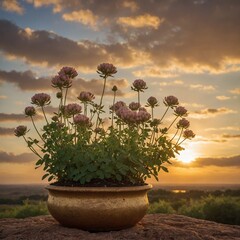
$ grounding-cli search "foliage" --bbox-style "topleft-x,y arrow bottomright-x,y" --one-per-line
0,200 -> 48,219
148,190 -> 240,225
202,195 -> 240,225
148,200 -> 175,214
15,64 -> 195,185
178,199 -> 205,219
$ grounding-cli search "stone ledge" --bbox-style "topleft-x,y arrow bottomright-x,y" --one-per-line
0,214 -> 240,240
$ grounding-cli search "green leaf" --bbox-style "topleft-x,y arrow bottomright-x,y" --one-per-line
42,173 -> 49,180
48,175 -> 54,182
116,174 -> 122,181
161,166 -> 169,172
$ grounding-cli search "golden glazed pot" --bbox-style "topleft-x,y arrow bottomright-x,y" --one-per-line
46,184 -> 152,231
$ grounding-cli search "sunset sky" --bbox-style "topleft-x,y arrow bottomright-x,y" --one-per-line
0,0 -> 239,185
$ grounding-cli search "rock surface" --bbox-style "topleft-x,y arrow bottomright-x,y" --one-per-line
0,214 -> 240,240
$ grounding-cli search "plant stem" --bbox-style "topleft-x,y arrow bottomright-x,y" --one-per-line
170,128 -> 179,142
34,142 -> 44,150
138,91 -> 140,105
177,138 -> 186,146
30,116 -> 45,143
84,103 -> 87,116
159,106 -> 169,123
112,91 -> 116,127
96,76 -> 107,129
74,125 -> 77,145
176,128 -> 184,145
64,87 -> 68,106
41,106 -> 49,125
151,107 -> 154,120
99,77 -> 107,107
167,116 -> 178,131
23,136 -> 42,159
59,89 -> 63,123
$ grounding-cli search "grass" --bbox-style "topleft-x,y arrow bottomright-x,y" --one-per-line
0,200 -> 48,218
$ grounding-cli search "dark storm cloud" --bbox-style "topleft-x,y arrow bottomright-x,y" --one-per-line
0,127 -> 15,135
175,155 -> 240,168
0,151 -> 36,163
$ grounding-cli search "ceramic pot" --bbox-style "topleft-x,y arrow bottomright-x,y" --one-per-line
46,184 -> 152,231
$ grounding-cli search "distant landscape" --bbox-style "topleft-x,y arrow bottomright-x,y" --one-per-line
0,184 -> 239,225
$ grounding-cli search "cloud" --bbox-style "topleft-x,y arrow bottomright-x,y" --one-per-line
0,127 -> 15,136
0,113 -> 43,122
122,0 -> 138,12
0,0 -> 24,14
159,80 -> 184,87
181,102 -> 204,108
222,134 -> 240,138
0,69 -> 128,95
190,107 -> 237,119
1,1 -> 240,74
133,67 -> 178,78
193,136 -> 227,143
175,155 -> 240,168
0,69 -> 50,91
0,151 -> 37,163
117,14 -> 163,29
229,88 -> 240,95
113,0 -> 240,73
62,9 -> 98,29
70,78 -> 129,98
0,20 -> 140,70
44,105 -> 59,115
216,95 -> 231,100
204,126 -> 240,132
26,0 -> 62,13
190,84 -> 215,91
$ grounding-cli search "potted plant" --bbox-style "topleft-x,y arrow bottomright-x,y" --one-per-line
14,63 -> 195,231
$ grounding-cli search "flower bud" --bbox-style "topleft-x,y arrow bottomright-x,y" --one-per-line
25,106 -> 36,117
56,92 -> 62,99
150,118 -> 161,127
129,102 -> 140,111
95,127 -> 105,134
110,101 -> 126,112
132,79 -> 147,91
147,96 -> 158,108
78,91 -> 95,102
174,106 -> 188,117
177,118 -> 190,129
52,116 -> 59,122
163,96 -> 179,107
73,114 -> 90,127
14,125 -> 27,137
183,129 -> 195,139
112,85 -> 118,92
97,63 -> 117,77
58,66 -> 78,78
31,93 -> 51,107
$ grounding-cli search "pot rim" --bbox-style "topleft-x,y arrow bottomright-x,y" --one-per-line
45,183 -> 152,192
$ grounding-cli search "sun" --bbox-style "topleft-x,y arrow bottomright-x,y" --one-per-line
177,149 -> 197,163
